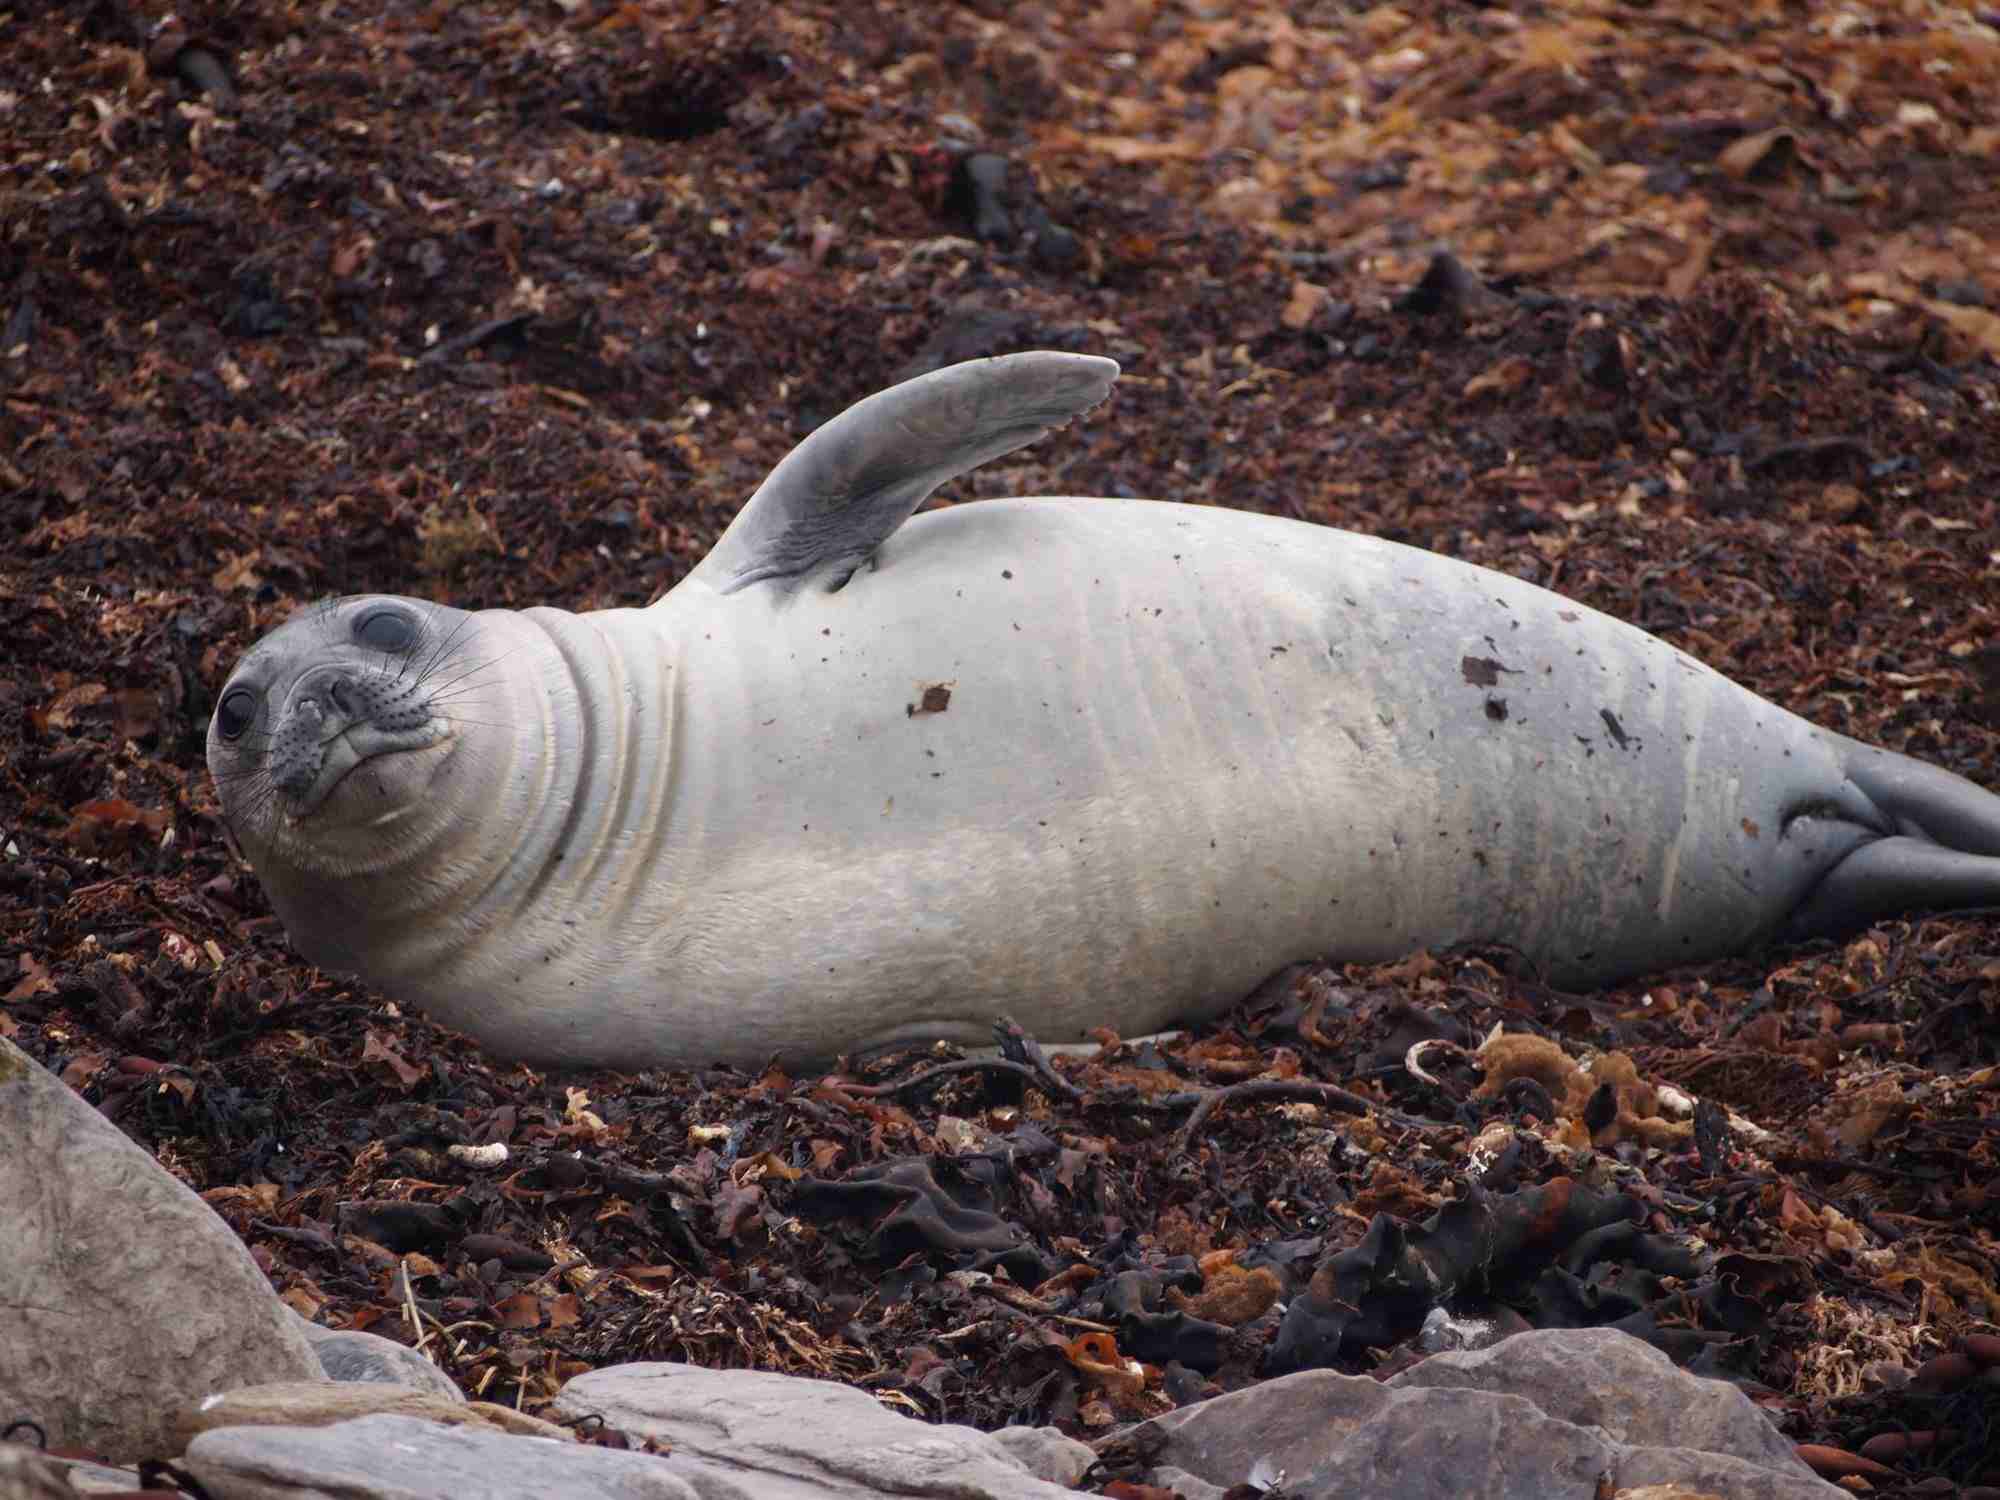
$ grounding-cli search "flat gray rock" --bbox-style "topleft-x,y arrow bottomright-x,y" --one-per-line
184,1414 -> 696,1500
287,1311 -> 464,1401
0,1445 -> 149,1496
550,1362 -> 1079,1499
0,1039 -> 322,1463
169,1380 -> 570,1450
1123,1329 -> 1840,1500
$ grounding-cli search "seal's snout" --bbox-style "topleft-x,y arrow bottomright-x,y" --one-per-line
282,664 -> 430,738
263,662 -> 448,815
271,693 -> 331,799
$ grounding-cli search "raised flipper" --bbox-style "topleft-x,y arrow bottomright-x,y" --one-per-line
1783,741 -> 2000,938
691,351 -> 1121,597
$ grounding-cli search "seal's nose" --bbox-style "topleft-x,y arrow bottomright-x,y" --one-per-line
288,663 -> 365,723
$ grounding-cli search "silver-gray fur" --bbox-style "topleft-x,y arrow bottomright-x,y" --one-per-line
206,353 -> 2000,1070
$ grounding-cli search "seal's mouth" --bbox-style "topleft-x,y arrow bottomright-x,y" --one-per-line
281,719 -> 452,822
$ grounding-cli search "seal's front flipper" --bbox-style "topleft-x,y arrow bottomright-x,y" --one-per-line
691,351 -> 1119,597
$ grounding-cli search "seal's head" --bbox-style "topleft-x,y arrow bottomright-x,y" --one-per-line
207,595 -> 482,877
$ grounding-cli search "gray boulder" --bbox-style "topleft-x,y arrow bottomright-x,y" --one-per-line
550,1362 -> 1080,1499
1123,1329 -> 1840,1500
183,1413 -> 697,1499
1387,1326 -> 1804,1473
0,1038 -> 322,1463
287,1310 -> 465,1401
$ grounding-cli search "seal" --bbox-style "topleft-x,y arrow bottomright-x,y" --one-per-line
207,352 -> 2000,1070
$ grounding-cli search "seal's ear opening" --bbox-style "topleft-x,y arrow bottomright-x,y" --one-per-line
215,686 -> 258,740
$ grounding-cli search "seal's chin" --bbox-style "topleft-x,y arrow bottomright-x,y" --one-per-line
282,722 -> 454,826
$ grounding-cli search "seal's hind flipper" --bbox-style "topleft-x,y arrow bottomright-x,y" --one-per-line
1783,837 -> 2000,938
1842,741 -> 2000,856
691,351 -> 1119,596
1783,741 -> 2000,937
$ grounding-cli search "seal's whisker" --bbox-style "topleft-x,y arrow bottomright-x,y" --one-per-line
426,697 -> 509,722
228,775 -> 281,828
423,675 -> 496,698
209,762 -> 279,784
416,648 -> 521,701
408,641 -> 502,694
398,605 -> 477,689
413,606 -> 481,686
418,621 -> 507,674
422,666 -> 513,705
415,663 -> 500,702
305,594 -> 343,644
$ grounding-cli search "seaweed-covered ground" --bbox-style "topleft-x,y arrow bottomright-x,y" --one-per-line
4,0 -> 2000,1489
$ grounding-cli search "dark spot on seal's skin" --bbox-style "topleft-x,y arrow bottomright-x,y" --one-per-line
906,683 -> 952,717
1461,655 -> 1513,687
1600,708 -> 1631,748
1742,818 -> 1761,839
1485,697 -> 1508,721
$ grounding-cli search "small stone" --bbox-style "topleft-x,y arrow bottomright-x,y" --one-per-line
288,1310 -> 465,1401
986,1425 -> 1096,1486
1151,1467 -> 1229,1500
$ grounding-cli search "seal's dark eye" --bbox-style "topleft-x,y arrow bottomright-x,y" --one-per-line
354,608 -> 415,653
215,687 -> 257,741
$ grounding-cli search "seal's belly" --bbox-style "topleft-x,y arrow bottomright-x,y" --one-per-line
635,499 -> 1846,1047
